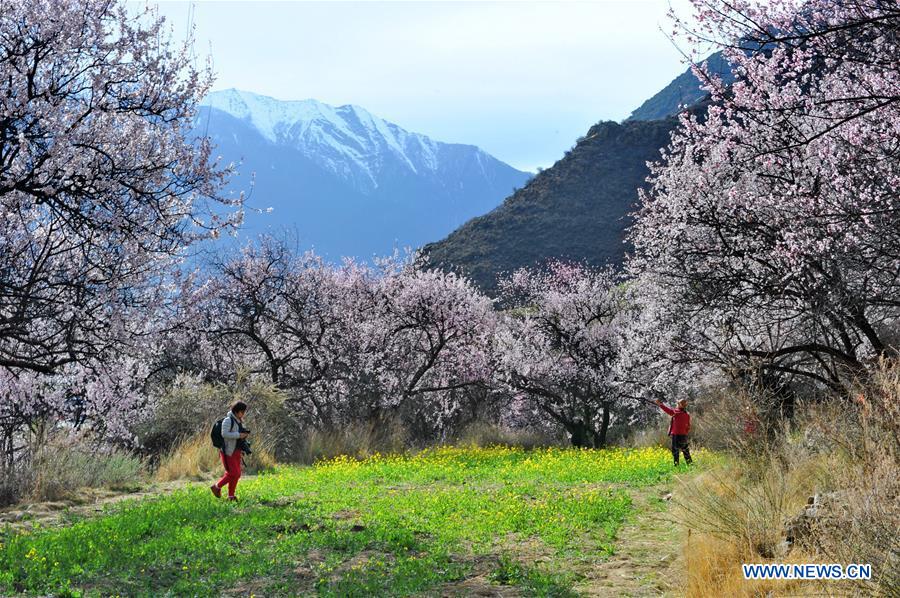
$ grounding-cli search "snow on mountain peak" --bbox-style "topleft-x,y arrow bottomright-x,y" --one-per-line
201,89 -> 453,191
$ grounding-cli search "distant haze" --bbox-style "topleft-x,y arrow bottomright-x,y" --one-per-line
150,0 -> 696,172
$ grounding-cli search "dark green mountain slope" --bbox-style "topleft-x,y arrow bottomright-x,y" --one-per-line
421,119 -> 676,294
628,52 -> 732,121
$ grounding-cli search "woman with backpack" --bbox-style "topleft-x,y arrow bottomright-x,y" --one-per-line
210,401 -> 250,501
655,398 -> 693,466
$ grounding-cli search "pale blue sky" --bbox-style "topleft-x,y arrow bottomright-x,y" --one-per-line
150,1 -> 695,172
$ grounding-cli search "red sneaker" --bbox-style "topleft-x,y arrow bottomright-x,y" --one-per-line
210,484 -> 221,498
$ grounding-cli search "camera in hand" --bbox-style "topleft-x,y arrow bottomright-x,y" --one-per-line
236,422 -> 252,455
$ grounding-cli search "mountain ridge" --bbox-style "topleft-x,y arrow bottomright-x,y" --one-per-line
627,51 -> 734,121
421,119 -> 677,294
197,89 -> 531,259
422,53 -> 734,294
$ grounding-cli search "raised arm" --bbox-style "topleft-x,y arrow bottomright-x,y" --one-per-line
654,400 -> 675,416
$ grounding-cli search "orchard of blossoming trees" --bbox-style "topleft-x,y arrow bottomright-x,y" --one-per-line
0,0 -> 898,479
176,238 -> 496,439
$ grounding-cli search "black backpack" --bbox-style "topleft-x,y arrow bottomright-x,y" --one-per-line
210,416 -> 230,449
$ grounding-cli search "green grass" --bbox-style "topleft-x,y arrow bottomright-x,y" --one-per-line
0,446 -> 703,596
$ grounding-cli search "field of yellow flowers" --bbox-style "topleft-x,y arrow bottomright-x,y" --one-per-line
0,446 -> 706,596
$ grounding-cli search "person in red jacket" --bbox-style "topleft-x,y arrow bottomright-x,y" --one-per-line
655,398 -> 693,466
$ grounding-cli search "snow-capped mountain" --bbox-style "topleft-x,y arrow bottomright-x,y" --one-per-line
197,89 -> 530,259
204,89 -> 452,192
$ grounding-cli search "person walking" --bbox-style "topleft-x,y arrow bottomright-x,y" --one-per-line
210,401 -> 250,500
655,398 -> 693,466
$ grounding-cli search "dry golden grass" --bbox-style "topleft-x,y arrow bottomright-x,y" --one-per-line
677,359 -> 900,596
675,454 -> 830,559
155,432 -> 277,482
0,437 -> 144,505
676,449 -> 882,597
682,532 -> 846,597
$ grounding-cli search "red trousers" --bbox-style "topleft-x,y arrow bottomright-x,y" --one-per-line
216,450 -> 242,497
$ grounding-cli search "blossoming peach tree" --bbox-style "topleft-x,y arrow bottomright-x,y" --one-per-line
0,0 -> 240,451
495,262 -> 640,447
630,0 -> 900,395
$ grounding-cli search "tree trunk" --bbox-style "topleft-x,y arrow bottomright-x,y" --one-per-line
592,405 -> 610,448
2,429 -> 14,472
567,420 -> 590,448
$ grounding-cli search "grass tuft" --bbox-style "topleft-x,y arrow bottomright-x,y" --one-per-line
155,432 -> 277,482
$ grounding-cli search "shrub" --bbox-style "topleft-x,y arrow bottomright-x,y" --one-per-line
621,426 -> 669,449
677,452 -> 828,558
155,432 -> 277,482
689,384 -> 790,454
0,465 -> 31,507
294,418 -> 408,465
867,359 -> 900,449
0,437 -> 144,505
676,360 -> 900,596
30,442 -> 144,502
138,375 -> 302,462
813,451 -> 900,597
808,360 -> 900,596
454,420 -> 560,450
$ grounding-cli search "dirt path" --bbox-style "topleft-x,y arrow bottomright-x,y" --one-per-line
574,482 -> 685,597
0,477 -> 219,532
